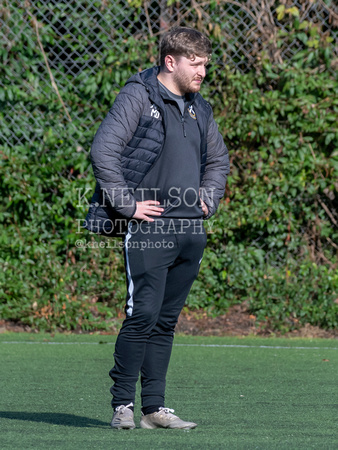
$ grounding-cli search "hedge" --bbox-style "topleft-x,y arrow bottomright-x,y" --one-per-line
0,9 -> 337,332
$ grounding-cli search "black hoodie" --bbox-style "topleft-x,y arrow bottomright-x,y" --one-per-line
134,81 -> 204,218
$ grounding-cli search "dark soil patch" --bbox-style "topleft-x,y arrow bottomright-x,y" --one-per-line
176,304 -> 338,339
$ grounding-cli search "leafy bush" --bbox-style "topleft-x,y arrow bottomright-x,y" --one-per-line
0,3 -> 337,332
190,27 -> 338,331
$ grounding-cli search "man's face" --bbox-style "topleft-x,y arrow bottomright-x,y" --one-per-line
172,55 -> 208,95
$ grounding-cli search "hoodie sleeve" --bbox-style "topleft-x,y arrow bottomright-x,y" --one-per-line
200,108 -> 230,219
90,83 -> 147,218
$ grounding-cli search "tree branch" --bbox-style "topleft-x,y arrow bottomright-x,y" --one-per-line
26,7 -> 72,122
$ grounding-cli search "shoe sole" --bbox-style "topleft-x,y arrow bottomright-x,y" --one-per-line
140,420 -> 197,430
111,421 -> 136,430
140,421 -> 155,429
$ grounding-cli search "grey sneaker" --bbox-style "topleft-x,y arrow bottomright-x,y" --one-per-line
140,407 -> 197,430
111,403 -> 135,429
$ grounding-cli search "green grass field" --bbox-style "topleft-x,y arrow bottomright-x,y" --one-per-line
0,333 -> 337,449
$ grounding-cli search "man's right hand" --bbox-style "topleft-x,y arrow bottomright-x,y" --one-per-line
133,200 -> 164,222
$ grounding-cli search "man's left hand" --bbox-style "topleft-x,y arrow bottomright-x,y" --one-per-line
200,199 -> 208,217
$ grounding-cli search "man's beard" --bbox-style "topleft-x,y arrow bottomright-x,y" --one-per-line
173,70 -> 203,94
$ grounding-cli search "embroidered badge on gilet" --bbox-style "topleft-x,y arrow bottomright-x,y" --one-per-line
188,105 -> 197,120
150,104 -> 161,119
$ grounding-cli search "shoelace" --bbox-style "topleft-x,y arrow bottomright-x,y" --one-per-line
157,407 -> 175,415
115,402 -> 133,413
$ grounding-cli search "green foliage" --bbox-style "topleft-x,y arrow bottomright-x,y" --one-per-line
191,27 -> 338,330
0,4 -> 337,333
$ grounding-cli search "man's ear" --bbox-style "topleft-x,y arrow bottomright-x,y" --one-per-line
164,55 -> 176,73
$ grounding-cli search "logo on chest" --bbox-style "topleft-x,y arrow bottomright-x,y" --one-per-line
188,105 -> 197,120
150,104 -> 161,119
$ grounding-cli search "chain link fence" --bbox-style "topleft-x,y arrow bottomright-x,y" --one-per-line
1,0 -> 337,144
1,1 -> 337,260
0,1 -> 337,323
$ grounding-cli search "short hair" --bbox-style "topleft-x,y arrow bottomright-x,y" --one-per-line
160,27 -> 212,67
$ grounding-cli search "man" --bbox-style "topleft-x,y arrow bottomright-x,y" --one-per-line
89,27 -> 230,429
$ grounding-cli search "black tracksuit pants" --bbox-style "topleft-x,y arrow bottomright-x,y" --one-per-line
109,218 -> 207,410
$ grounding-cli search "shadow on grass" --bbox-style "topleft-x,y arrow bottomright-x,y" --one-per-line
0,411 -> 109,428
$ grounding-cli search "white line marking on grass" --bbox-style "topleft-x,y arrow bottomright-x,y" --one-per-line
1,341 -> 103,345
174,344 -> 338,350
1,341 -> 337,350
